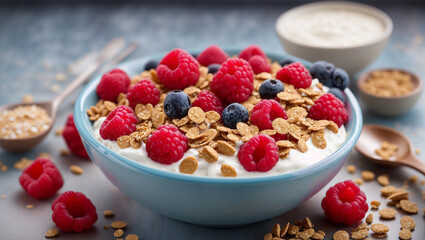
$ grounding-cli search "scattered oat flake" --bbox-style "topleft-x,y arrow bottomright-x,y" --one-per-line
333,230 -> 349,240
202,146 -> 218,163
69,165 -> 83,175
60,149 -> 70,156
399,229 -> 412,240
346,165 -> 356,173
1,194 -> 5,199
377,174 -> 389,186
272,224 -> 280,237
21,94 -> 34,103
400,216 -> 415,230
263,233 -> 272,240
103,225 -> 110,230
179,156 -> 198,174
361,171 -> 375,181
371,223 -> 389,234
399,199 -> 419,213
366,213 -> 373,224
55,73 -> 66,81
280,222 -> 289,237
50,84 -> 60,93
311,232 -> 324,240
111,220 -> 127,229
45,228 -> 59,238
387,190 -> 409,201
409,175 -> 418,184
415,148 -> 421,154
351,228 -> 368,239
14,157 -> 33,170
125,234 -> 139,240
379,208 -> 396,219
104,209 -> 114,218
26,204 -> 34,209
354,178 -> 363,185
287,225 -> 299,235
380,185 -> 396,197
221,164 -> 237,177
114,229 -> 124,237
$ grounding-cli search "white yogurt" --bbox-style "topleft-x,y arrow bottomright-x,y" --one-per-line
280,9 -> 385,47
92,79 -> 348,178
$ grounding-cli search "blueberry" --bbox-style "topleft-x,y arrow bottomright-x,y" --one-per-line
207,64 -> 221,74
192,53 -> 198,59
328,88 -> 346,103
310,61 -> 335,87
222,103 -> 249,129
163,90 -> 191,119
279,57 -> 296,66
259,79 -> 284,99
144,60 -> 159,71
332,68 -> 350,90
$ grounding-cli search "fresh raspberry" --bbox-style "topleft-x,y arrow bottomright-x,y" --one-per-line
192,90 -> 224,114
276,62 -> 312,88
248,55 -> 271,74
19,158 -> 63,199
238,134 -> 279,172
96,68 -> 130,101
146,124 -> 188,165
62,114 -> 89,158
321,180 -> 368,226
127,79 -> 160,109
251,100 -> 287,131
196,45 -> 229,66
238,45 -> 267,61
210,58 -> 254,105
51,191 -> 98,232
100,106 -> 137,141
308,93 -> 348,127
156,48 -> 200,90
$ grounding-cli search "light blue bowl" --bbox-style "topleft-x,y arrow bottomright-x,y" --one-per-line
74,47 -> 363,227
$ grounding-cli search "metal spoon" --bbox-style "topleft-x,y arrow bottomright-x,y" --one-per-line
0,38 -> 129,153
356,124 -> 425,175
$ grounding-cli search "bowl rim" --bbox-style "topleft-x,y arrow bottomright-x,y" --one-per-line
74,47 -> 363,185
275,1 -> 393,50
357,68 -> 423,100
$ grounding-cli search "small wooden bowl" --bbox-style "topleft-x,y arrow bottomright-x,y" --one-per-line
357,68 -> 423,117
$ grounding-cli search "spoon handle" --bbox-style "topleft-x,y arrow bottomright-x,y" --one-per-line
51,38 -> 126,109
403,154 -> 425,176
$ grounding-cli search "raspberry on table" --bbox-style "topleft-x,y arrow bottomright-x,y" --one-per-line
62,114 -> 89,158
251,100 -> 287,131
308,93 -> 348,127
96,68 -> 130,101
156,48 -> 200,90
276,62 -> 312,88
321,180 -> 368,226
238,134 -> 279,172
248,55 -> 271,74
51,191 -> 98,232
238,45 -> 267,61
19,158 -> 63,199
210,58 -> 254,105
196,45 -> 229,66
100,105 -> 137,141
146,124 -> 188,165
127,79 -> 160,109
192,90 -> 224,114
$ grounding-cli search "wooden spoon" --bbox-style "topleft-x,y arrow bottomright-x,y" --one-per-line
356,124 -> 425,175
0,38 -> 127,153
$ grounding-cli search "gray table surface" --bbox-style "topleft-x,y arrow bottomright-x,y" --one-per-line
0,2 -> 424,239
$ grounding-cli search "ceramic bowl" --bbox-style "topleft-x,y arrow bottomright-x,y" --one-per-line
357,68 -> 423,117
275,1 -> 393,75
74,48 -> 363,226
